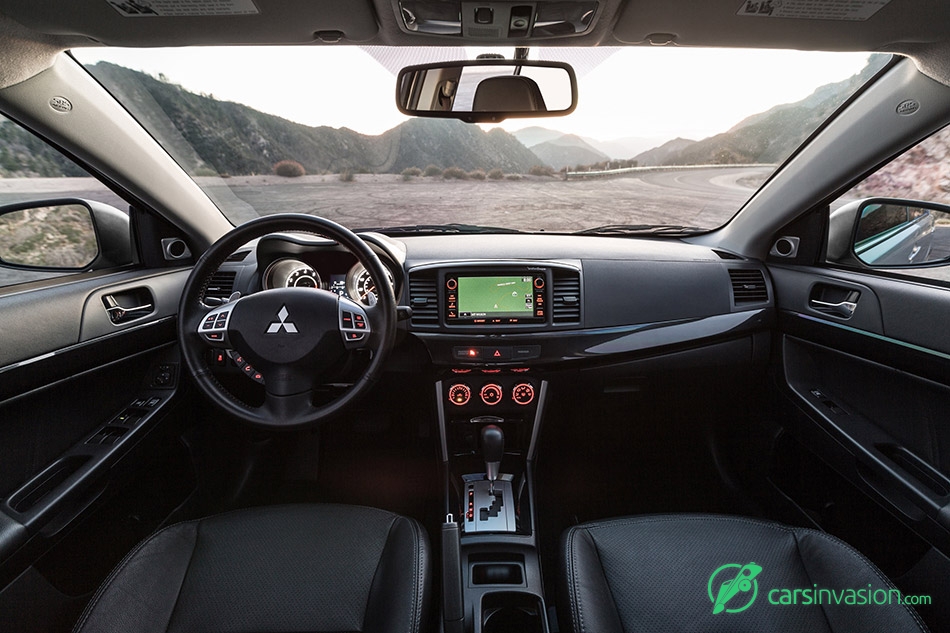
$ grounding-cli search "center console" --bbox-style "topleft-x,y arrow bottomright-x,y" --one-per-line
436,366 -> 550,633
411,262 -> 577,632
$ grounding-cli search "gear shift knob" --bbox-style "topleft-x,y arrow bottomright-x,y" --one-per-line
481,424 -> 504,485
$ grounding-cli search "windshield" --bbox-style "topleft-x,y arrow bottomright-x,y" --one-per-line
72,47 -> 887,234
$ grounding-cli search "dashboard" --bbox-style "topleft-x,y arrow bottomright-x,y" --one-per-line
211,232 -> 775,380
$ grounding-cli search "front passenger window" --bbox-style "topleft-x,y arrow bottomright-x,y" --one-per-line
828,124 -> 950,283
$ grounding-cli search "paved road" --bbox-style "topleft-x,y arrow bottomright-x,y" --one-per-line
207,166 -> 771,231
4,166 -> 950,285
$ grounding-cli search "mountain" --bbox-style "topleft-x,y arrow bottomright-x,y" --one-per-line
512,126 -> 566,148
0,119 -> 88,178
529,134 -> 609,170
634,54 -> 891,167
381,119 -> 542,173
55,62 -> 543,177
583,136 -> 667,161
633,138 -> 698,167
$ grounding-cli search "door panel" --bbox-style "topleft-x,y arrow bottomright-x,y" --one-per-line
0,265 -> 198,631
770,263 -> 950,552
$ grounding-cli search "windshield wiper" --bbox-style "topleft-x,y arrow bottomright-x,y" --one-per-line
574,224 -> 708,237
372,223 -> 524,236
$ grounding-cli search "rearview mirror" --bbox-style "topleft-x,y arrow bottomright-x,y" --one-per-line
396,59 -> 577,123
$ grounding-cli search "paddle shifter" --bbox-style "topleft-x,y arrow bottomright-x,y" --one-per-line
481,424 -> 504,493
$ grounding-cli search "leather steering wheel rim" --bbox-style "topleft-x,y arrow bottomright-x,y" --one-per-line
177,214 -> 397,429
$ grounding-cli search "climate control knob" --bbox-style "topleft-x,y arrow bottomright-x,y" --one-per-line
512,383 -> 535,406
448,384 -> 471,406
480,383 -> 503,406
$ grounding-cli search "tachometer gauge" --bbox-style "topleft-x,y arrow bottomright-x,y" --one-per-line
263,258 -> 322,290
345,262 -> 395,306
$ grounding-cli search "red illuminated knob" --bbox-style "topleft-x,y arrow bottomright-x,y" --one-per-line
534,277 -> 545,289
446,278 -> 458,290
480,384 -> 503,406
448,384 -> 471,406
512,383 -> 535,406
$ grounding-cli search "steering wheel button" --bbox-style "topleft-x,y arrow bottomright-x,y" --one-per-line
347,332 -> 364,341
205,332 -> 224,341
355,321 -> 366,329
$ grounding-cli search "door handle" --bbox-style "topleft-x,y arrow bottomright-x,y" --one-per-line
808,299 -> 857,319
103,294 -> 153,324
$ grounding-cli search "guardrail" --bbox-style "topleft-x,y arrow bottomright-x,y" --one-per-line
563,163 -> 776,180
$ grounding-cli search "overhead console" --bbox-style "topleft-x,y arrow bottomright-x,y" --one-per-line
395,0 -> 600,39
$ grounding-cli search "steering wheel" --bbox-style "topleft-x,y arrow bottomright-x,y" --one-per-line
177,214 -> 396,429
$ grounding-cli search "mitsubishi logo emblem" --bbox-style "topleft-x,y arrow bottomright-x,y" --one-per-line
266,306 -> 298,334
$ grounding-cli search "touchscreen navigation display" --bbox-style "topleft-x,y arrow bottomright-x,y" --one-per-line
457,276 -> 534,318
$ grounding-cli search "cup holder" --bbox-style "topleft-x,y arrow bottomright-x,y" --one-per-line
481,592 -> 545,633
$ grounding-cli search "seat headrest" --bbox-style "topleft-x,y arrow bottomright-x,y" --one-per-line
472,75 -> 547,112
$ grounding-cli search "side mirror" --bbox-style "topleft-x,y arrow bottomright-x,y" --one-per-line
396,59 -> 577,123
0,198 -> 132,271
829,197 -> 950,267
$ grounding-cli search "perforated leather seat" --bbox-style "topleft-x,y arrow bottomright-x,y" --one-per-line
560,514 -> 927,633
74,504 -> 430,633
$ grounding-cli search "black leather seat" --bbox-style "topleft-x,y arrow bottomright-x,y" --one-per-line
74,504 -> 430,633
560,514 -> 928,633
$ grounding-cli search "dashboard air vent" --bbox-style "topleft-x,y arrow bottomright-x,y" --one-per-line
408,270 -> 439,326
204,270 -> 237,302
728,269 -> 768,305
551,268 -> 581,324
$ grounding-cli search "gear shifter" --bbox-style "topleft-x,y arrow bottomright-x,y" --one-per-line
481,424 -> 504,493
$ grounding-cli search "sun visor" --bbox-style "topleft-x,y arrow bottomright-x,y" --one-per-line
0,0 -> 379,45
613,0 -> 949,50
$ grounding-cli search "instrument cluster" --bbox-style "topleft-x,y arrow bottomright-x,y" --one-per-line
262,256 -> 395,306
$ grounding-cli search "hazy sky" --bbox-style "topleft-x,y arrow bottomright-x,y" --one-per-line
75,46 -> 875,142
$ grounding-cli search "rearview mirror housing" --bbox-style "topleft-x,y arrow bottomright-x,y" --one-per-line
396,59 -> 577,123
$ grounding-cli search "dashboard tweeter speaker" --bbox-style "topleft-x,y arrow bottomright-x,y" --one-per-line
162,237 -> 192,261
769,236 -> 800,258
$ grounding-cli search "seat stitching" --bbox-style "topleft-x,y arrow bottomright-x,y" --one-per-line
408,517 -> 426,633
71,517 -> 201,633
362,515 -> 399,633
164,520 -> 202,633
791,529 -> 835,633
571,514 -> 930,633
796,529 -> 931,632
567,526 -> 585,633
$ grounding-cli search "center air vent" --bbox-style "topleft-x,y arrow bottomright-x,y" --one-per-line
551,268 -> 581,324
204,270 -> 236,302
728,269 -> 768,305
408,270 -> 439,326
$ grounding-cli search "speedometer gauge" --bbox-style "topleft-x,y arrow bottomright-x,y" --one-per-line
263,258 -> 322,290
345,263 -> 395,306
